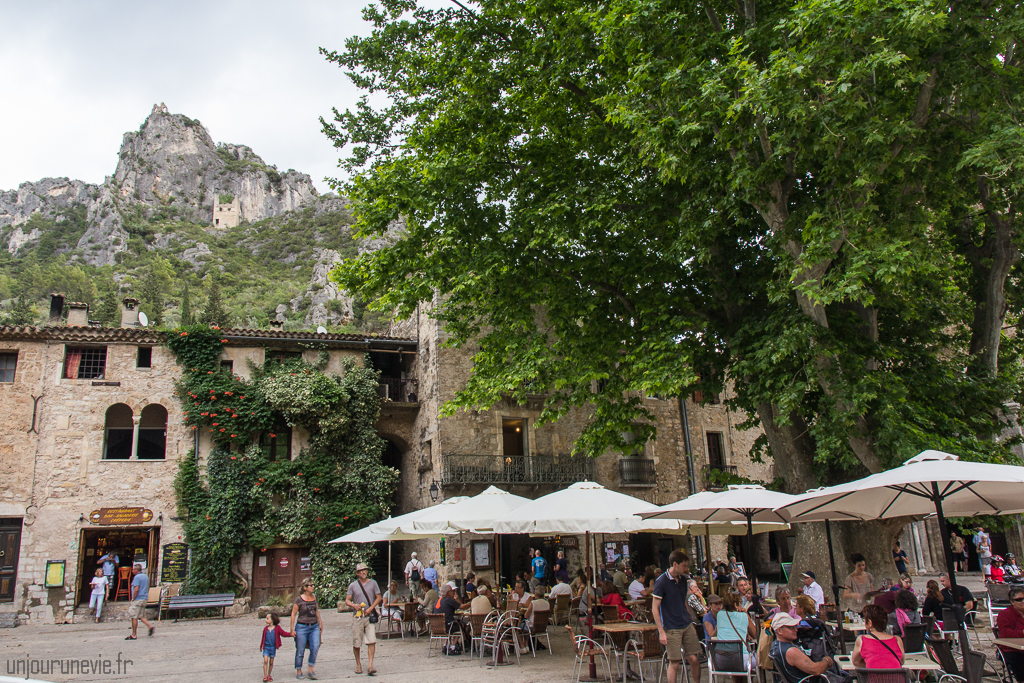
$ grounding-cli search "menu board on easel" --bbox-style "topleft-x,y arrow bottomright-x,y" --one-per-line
161,543 -> 189,583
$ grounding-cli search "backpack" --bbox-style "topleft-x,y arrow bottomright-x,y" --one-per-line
410,563 -> 421,583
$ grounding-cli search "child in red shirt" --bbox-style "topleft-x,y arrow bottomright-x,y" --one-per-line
260,612 -> 294,682
991,556 -> 1006,583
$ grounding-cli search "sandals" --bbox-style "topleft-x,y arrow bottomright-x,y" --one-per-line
368,667 -> 377,676
124,635 -> 137,640
354,668 -> 362,675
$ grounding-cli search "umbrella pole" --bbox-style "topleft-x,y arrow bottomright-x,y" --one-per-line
586,529 -> 598,679
706,527 -> 713,590
824,519 -> 846,655
460,531 -> 464,594
744,514 -> 758,597
931,483 -> 970,653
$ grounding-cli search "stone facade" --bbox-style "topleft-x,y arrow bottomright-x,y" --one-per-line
212,197 -> 240,228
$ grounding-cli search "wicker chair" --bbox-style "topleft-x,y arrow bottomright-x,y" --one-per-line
624,628 -> 667,683
852,669 -> 913,683
602,603 -> 623,624
570,596 -> 583,631
553,593 -> 571,625
426,613 -> 462,657
528,609 -> 552,656
568,625 -> 614,683
468,612 -> 490,658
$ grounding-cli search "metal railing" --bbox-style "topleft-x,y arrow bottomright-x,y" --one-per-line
441,454 -> 593,486
618,458 -> 657,487
707,464 -> 738,476
377,378 -> 419,403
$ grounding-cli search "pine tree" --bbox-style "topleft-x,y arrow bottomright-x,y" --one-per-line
138,267 -> 165,326
180,281 -> 193,326
4,294 -> 35,326
198,278 -> 229,326
97,289 -> 121,328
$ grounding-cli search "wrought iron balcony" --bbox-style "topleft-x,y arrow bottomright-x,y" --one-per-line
707,464 -> 738,476
618,457 -> 657,487
377,378 -> 419,403
441,454 -> 593,486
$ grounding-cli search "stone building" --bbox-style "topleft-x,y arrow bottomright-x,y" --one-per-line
0,295 -> 770,623
212,196 -> 240,228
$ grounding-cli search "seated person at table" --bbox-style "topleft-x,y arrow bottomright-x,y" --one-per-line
991,556 -> 1007,584
770,613 -> 837,683
571,568 -> 588,596
704,594 -> 723,639
629,569 -> 654,601
713,592 -> 757,678
852,604 -> 904,669
996,586 -> 1024,682
580,579 -> 603,616
464,572 -> 477,598
522,586 -> 550,648
548,574 -> 573,600
1005,553 -> 1022,580
939,572 -> 975,624
418,579 -> 438,614
922,580 -> 944,621
510,580 -> 530,609
769,586 -> 799,618
601,580 -> 633,620
382,580 -> 404,619
436,582 -> 471,641
887,589 -> 921,638
471,583 -> 495,614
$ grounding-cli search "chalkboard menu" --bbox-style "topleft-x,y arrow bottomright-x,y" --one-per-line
161,543 -> 189,583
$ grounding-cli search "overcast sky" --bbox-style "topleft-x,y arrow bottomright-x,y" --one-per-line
0,0 -> 380,194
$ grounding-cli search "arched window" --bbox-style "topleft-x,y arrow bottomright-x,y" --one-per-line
137,404 -> 168,460
104,404 -> 134,460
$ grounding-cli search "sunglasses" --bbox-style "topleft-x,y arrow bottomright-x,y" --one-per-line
1013,598 -> 1024,603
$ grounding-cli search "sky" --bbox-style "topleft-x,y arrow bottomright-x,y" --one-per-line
0,0 -> 380,194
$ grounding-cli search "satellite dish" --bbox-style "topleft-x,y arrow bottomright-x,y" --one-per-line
316,326 -> 328,334
138,311 -> 149,327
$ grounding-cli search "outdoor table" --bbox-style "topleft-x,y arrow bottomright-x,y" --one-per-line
593,622 -> 658,682
995,638 -> 1024,650
826,620 -> 867,633
835,653 -> 939,672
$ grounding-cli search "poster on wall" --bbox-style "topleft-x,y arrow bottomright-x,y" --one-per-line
604,542 -> 629,566
472,540 -> 492,569
161,543 -> 190,583
44,560 -> 65,588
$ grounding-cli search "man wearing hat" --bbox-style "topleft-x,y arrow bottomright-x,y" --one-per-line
345,563 -> 382,676
798,571 -> 824,614
769,613 -> 836,683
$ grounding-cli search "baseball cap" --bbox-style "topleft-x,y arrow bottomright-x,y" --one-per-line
800,571 -> 815,580
771,612 -> 801,630
355,562 -> 370,572
411,552 -> 417,558
446,581 -> 458,592
707,594 -> 722,604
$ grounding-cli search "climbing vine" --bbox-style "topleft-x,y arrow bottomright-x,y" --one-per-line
168,324 -> 399,606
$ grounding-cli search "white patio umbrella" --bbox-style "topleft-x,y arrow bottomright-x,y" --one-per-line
368,495 -> 470,535
329,525 -> 449,603
777,449 -> 1024,604
412,486 -> 532,532
639,485 -> 797,593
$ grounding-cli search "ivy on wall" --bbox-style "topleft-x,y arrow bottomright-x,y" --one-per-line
168,324 -> 399,606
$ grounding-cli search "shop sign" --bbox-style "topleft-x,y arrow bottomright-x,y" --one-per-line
279,557 -> 289,568
161,543 -> 189,583
88,508 -> 154,525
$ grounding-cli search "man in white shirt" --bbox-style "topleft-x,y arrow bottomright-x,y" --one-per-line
799,571 -> 825,613
628,575 -> 648,601
405,552 -> 425,598
548,575 -> 573,599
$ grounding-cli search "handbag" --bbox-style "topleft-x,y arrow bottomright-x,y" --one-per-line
358,581 -> 380,624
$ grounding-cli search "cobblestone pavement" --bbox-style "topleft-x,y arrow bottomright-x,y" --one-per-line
0,571 -> 1006,683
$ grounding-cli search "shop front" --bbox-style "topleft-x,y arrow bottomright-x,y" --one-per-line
75,508 -> 159,605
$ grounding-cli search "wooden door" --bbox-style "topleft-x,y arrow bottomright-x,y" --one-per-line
0,522 -> 22,602
273,549 -> 296,589
254,551 -> 271,590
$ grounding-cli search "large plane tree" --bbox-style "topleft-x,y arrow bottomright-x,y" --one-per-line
324,0 -> 1024,579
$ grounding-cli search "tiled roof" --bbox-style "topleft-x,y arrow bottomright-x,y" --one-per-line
0,325 -> 416,347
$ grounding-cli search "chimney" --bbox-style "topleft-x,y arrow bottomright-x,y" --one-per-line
269,320 -> 284,330
121,298 -> 141,328
48,293 -> 65,325
67,302 -> 89,327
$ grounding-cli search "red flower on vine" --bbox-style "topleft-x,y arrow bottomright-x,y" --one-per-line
219,428 -> 225,432
269,433 -> 276,438
230,456 -> 237,460
180,332 -> 188,336
230,434 -> 236,438
212,423 -> 219,426
221,339 -> 228,343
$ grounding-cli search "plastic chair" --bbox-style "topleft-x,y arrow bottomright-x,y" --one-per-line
900,624 -> 925,653
553,593 -> 571,625
707,638 -> 756,683
937,650 -> 987,683
988,584 -> 1011,630
528,609 -> 552,656
624,628 -> 667,683
568,626 -> 614,683
478,611 -> 502,666
115,567 -> 131,601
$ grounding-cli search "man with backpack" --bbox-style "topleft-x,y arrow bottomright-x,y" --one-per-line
405,552 -> 425,598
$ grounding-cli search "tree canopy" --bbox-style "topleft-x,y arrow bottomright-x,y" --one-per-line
326,0 -> 1024,576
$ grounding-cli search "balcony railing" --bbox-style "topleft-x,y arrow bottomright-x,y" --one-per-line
377,378 -> 419,403
707,464 -> 738,476
442,454 -> 593,486
618,458 -> 657,487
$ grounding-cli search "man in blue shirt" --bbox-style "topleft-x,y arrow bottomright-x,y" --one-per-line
653,551 -> 700,683
126,564 -> 154,639
97,551 -> 118,599
423,560 -> 438,589
531,550 -> 547,591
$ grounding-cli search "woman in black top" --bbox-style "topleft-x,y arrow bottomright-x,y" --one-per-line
921,579 -> 944,621
290,578 -> 323,680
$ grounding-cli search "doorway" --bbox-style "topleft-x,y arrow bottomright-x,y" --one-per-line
252,547 -> 313,605
0,518 -> 22,602
76,527 -> 159,604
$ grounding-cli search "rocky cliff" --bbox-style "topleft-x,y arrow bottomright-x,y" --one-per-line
0,103 -> 320,267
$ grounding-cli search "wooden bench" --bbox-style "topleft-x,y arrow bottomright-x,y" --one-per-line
164,593 -> 235,620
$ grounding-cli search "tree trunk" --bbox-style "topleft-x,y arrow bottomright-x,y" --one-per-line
788,519 -> 907,600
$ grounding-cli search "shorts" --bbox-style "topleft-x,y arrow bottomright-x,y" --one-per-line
665,624 -> 700,661
127,599 -> 146,619
353,615 -> 376,648
262,645 -> 277,657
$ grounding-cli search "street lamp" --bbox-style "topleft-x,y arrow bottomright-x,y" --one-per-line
429,479 -> 440,502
